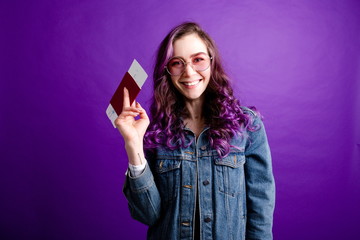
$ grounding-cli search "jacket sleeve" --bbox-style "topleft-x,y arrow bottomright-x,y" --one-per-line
244,114 -> 275,240
123,162 -> 161,226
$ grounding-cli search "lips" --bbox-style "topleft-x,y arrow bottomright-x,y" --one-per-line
181,79 -> 201,86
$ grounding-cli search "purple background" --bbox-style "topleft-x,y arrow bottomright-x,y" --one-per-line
1,0 -> 359,239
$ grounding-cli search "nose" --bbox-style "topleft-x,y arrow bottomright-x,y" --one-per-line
183,61 -> 197,77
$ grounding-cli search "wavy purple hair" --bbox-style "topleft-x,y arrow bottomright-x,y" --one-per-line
144,22 -> 258,157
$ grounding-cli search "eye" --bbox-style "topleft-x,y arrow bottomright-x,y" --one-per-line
169,58 -> 184,68
193,57 -> 205,64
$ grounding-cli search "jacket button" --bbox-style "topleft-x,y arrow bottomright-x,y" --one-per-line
204,217 -> 212,223
203,180 -> 209,186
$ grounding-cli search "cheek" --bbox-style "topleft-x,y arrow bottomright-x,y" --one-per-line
170,76 -> 182,91
171,76 -> 179,85
201,69 -> 211,83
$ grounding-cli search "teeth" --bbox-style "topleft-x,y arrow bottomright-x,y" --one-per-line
183,80 -> 200,86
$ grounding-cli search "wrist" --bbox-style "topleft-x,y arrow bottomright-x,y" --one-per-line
125,144 -> 145,166
125,142 -> 143,154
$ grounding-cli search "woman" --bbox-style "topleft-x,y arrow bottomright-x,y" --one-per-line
116,22 -> 275,240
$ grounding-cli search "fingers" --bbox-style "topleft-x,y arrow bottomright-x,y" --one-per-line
114,102 -> 149,130
122,87 -> 130,110
136,102 -> 149,120
118,97 -> 148,120
119,106 -> 141,118
123,87 -> 137,110
114,107 -> 139,127
131,99 -> 136,108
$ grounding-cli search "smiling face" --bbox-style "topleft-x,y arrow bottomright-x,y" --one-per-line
170,33 -> 211,102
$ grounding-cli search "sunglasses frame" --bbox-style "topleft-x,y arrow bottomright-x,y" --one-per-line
165,53 -> 213,76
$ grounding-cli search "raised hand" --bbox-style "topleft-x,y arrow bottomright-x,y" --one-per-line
114,88 -> 150,165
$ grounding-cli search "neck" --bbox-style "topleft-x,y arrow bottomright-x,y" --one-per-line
183,96 -> 206,137
184,97 -> 204,121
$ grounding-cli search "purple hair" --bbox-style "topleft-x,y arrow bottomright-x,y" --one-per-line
144,22 -> 259,157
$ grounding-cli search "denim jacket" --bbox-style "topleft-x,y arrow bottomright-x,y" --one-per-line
123,108 -> 275,240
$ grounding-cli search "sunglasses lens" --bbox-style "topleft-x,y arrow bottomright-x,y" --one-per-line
192,53 -> 210,71
166,53 -> 211,76
167,58 -> 184,76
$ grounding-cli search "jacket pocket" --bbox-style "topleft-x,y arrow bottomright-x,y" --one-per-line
214,151 -> 245,197
154,158 -> 182,202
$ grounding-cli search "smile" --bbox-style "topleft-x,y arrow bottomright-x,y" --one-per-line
182,80 -> 201,87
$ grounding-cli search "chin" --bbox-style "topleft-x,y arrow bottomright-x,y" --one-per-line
183,92 -> 205,101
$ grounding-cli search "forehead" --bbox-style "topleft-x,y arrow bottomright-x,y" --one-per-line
172,33 -> 208,58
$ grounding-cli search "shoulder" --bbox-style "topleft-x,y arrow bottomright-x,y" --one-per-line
240,106 -> 258,118
240,106 -> 262,125
239,108 -> 270,152
239,106 -> 264,133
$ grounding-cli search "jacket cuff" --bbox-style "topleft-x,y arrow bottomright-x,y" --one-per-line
128,160 -> 147,177
127,163 -> 154,192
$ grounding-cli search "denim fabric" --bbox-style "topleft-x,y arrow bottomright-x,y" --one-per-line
123,108 -> 275,240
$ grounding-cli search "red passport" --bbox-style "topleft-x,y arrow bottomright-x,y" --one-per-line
106,59 -> 147,127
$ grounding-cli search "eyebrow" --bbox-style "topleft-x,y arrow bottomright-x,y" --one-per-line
172,52 -> 207,59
